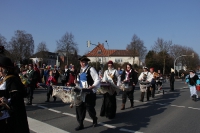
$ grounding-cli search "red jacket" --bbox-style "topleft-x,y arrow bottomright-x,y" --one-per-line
46,76 -> 57,86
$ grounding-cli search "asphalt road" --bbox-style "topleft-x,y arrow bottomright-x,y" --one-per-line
26,80 -> 200,133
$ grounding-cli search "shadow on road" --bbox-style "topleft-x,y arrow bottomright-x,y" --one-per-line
99,89 -> 183,133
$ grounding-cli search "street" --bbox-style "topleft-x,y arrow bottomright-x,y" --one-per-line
26,80 -> 200,133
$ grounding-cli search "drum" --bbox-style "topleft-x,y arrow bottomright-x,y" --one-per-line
52,86 -> 74,104
139,81 -> 150,92
196,85 -> 200,91
97,82 -> 120,95
120,81 -> 132,91
52,85 -> 92,106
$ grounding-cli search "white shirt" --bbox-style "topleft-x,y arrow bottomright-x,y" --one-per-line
77,65 -> 100,93
102,68 -> 120,86
138,71 -> 152,82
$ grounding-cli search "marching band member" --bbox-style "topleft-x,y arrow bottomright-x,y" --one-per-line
67,65 -> 76,87
185,70 -> 199,101
75,55 -> 100,131
0,57 -> 29,133
26,64 -> 38,105
138,67 -> 152,102
45,70 -> 57,102
120,64 -> 138,110
149,68 -> 156,98
100,60 -> 120,119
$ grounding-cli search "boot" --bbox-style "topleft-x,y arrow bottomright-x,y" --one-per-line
26,98 -> 32,105
45,96 -> 50,102
121,104 -> 125,110
139,92 -> 145,102
130,100 -> 134,108
53,96 -> 57,102
75,122 -> 84,131
75,124 -> 84,131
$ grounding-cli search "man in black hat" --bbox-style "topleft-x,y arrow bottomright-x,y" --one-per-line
0,56 -> 29,132
75,55 -> 100,131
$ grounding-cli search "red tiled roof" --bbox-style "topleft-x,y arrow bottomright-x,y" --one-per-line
86,44 -> 133,57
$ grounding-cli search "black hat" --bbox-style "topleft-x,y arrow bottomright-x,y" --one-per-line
78,55 -> 90,61
0,56 -> 14,68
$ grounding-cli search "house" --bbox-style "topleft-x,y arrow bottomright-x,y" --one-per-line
31,50 -> 80,68
30,51 -> 59,67
86,43 -> 139,65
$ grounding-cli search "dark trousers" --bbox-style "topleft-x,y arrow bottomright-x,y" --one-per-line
150,84 -> 156,98
76,93 -> 97,126
61,80 -> 66,86
122,86 -> 135,104
100,92 -> 116,119
140,87 -> 151,101
47,85 -> 56,101
27,86 -> 34,104
170,81 -> 174,91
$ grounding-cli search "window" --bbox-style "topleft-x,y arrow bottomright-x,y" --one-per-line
98,58 -> 102,62
115,58 -> 123,63
97,50 -> 102,54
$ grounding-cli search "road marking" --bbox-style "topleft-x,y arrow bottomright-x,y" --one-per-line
120,128 -> 143,133
35,104 -> 143,132
48,109 -> 61,113
188,107 -> 200,110
28,117 -> 70,133
62,112 -> 76,117
98,122 -> 116,129
170,105 -> 185,108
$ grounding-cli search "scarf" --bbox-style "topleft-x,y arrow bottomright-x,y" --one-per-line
190,73 -> 195,78
125,69 -> 132,81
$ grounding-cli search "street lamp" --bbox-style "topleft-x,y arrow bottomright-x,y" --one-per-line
174,53 -> 194,74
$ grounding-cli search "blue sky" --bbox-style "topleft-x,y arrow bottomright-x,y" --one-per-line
0,0 -> 200,56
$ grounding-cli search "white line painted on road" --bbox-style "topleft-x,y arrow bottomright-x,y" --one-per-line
98,122 -> 116,129
62,112 -> 76,117
120,128 -> 143,133
35,105 -> 143,132
48,109 -> 61,113
28,117 -> 70,133
188,107 -> 200,110
171,105 -> 185,108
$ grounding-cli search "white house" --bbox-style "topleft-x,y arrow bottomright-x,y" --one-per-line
86,43 -> 139,65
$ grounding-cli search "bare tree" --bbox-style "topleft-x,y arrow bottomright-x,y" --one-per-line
126,34 -> 147,64
170,45 -> 200,71
0,34 -> 7,48
7,30 -> 34,62
151,38 -> 172,74
36,42 -> 49,65
36,41 -> 49,53
56,32 -> 78,65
